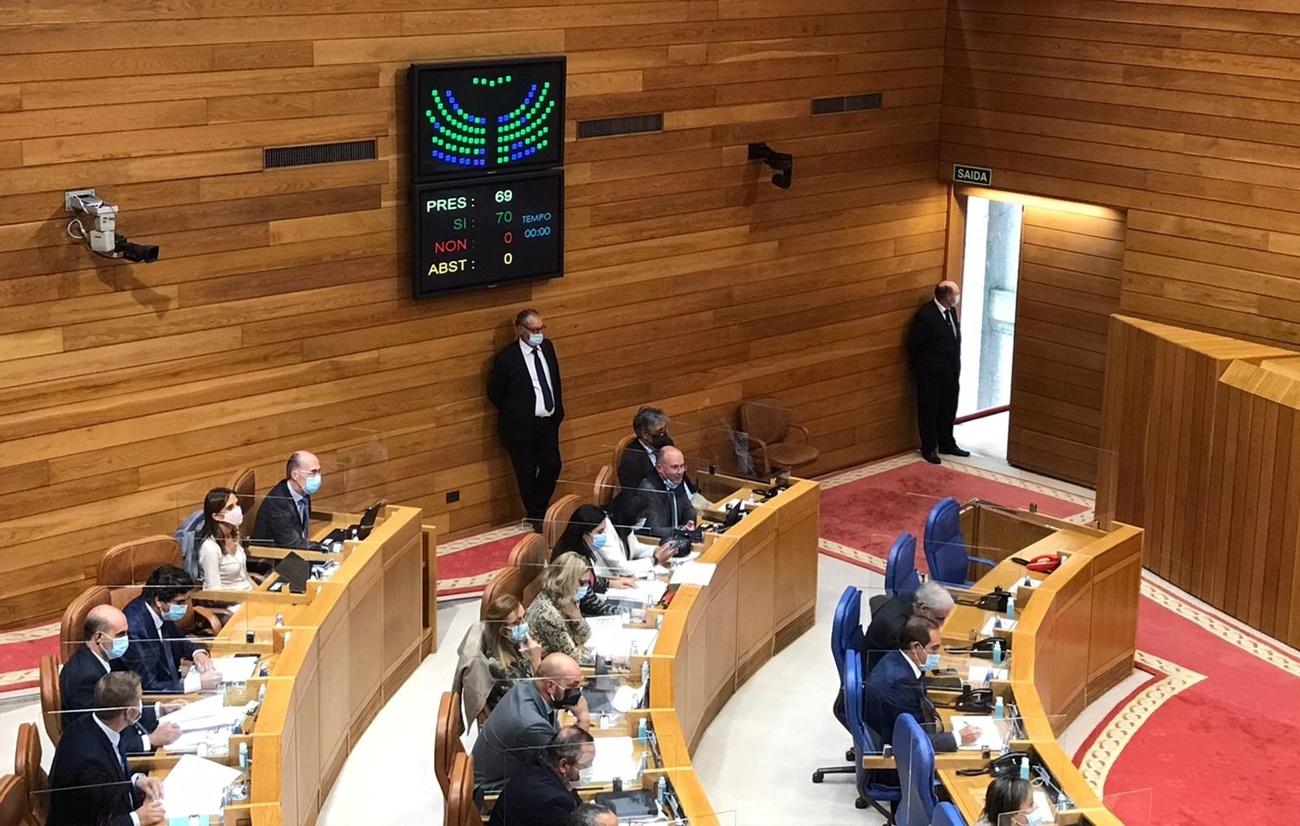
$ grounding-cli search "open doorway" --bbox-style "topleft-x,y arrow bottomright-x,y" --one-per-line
954,195 -> 1023,459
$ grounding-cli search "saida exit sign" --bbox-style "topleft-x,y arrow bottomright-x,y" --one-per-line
953,164 -> 992,186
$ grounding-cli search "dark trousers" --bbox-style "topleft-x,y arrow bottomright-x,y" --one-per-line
503,417 -> 562,523
915,373 -> 959,453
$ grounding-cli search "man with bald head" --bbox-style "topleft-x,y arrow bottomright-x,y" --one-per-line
60,604 -> 182,754
473,652 -> 588,792
252,450 -> 323,549
907,280 -> 970,464
629,445 -> 697,542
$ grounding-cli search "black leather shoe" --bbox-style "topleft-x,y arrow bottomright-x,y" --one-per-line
922,451 -> 941,464
938,446 -> 971,457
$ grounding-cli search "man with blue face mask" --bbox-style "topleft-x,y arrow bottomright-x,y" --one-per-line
122,565 -> 221,693
627,446 -> 697,542
863,616 -> 978,753
488,308 -> 565,532
60,604 -> 183,755
252,450 -> 322,550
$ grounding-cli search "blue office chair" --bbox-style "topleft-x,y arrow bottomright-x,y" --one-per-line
844,649 -> 901,821
931,802 -> 968,826
812,586 -> 862,784
885,532 -> 921,597
923,497 -> 995,586
893,713 -> 939,826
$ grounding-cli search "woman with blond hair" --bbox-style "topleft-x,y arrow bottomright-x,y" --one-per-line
525,553 -> 594,663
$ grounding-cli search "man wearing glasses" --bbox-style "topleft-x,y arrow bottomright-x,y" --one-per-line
489,308 -> 565,531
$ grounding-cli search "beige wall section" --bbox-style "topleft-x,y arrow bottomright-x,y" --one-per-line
943,0 -> 1300,347
0,2 -> 951,627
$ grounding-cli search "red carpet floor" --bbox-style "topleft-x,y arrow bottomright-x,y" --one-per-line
817,454 -> 1300,825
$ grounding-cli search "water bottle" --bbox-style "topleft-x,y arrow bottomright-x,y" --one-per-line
1019,756 -> 1030,780
992,640 -> 1003,666
637,718 -> 647,742
1006,597 -> 1016,621
993,696 -> 1005,720
641,659 -> 650,687
656,776 -> 668,807
238,741 -> 250,769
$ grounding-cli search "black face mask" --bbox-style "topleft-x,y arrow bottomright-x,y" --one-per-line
551,685 -> 583,709
650,432 -> 673,450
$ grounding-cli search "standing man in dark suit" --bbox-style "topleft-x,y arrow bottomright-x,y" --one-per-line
907,280 -> 970,464
47,671 -> 167,826
252,450 -> 322,549
60,605 -> 182,755
487,726 -> 595,826
863,617 -> 978,753
121,565 -> 221,693
488,308 -> 564,531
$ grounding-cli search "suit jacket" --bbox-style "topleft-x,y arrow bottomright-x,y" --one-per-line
121,596 -> 198,693
860,595 -> 915,674
630,474 -> 696,541
60,647 -> 157,754
618,440 -> 657,490
863,650 -> 956,753
487,761 -> 581,826
251,477 -> 312,550
487,339 -> 564,443
472,679 -> 558,791
47,713 -> 143,826
906,300 -> 961,379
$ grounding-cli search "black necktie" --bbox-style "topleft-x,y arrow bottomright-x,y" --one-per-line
943,309 -> 957,337
298,497 -> 310,535
533,348 -> 554,413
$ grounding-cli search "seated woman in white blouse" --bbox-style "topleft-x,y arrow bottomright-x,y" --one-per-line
196,486 -> 255,592
552,504 -> 676,581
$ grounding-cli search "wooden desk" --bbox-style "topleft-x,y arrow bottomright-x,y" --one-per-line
647,474 -> 820,820
938,505 -> 1142,826
198,504 -> 428,826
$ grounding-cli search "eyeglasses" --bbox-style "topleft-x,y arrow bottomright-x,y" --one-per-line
521,323 -> 546,333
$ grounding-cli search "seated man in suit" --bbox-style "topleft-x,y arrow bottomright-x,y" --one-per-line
488,726 -> 595,826
48,671 -> 167,826
618,406 -> 673,490
121,565 -> 221,693
860,581 -> 955,673
864,616 -> 978,753
472,652 -> 587,793
628,445 -> 697,541
252,450 -> 322,550
61,604 -> 183,754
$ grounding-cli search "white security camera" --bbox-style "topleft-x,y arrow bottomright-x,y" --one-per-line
65,189 -> 159,263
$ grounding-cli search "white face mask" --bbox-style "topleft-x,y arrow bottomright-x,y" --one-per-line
220,505 -> 244,528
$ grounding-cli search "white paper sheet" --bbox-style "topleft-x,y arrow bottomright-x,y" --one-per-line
161,755 -> 243,816
669,561 -> 715,586
585,616 -> 660,658
210,655 -> 259,684
584,736 -> 643,785
950,715 -> 1010,751
604,579 -> 668,606
160,695 -> 247,732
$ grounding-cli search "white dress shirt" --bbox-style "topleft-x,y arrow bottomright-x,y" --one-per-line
518,339 -> 555,417
899,650 -> 923,679
934,298 -> 957,337
89,648 -> 156,750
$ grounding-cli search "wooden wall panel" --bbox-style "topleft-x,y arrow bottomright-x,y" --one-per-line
0,1 -> 950,627
1096,316 -> 1300,647
1006,203 -> 1125,487
943,0 -> 1300,367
